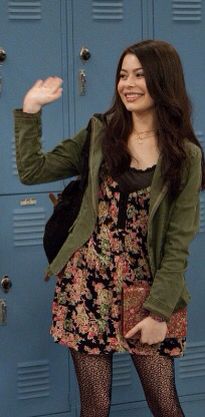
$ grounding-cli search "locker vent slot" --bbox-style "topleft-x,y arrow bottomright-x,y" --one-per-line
8,0 -> 42,20
17,359 -> 50,400
200,193 -> 205,233
92,1 -> 123,20
112,354 -> 132,387
13,207 -> 45,246
179,341 -> 205,379
172,0 -> 202,22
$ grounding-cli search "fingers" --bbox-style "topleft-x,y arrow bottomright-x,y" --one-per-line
41,76 -> 63,101
31,77 -> 63,90
23,76 -> 63,113
125,323 -> 141,339
33,79 -> 44,88
124,317 -> 167,345
140,333 -> 160,345
42,76 -> 63,91
141,320 -> 167,345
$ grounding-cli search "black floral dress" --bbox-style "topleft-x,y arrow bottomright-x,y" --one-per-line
50,166 -> 186,357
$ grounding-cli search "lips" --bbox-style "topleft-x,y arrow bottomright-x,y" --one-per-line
124,92 -> 143,102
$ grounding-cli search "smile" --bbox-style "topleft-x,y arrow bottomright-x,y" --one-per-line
124,92 -> 143,101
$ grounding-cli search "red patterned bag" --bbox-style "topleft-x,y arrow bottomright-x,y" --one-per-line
122,281 -> 187,338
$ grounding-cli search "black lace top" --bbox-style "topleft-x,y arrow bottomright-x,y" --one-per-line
116,165 -> 156,228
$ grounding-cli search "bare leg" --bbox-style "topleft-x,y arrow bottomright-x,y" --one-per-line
70,349 -> 113,417
131,350 -> 185,417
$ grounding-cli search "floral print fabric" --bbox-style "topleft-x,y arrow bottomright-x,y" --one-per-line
50,174 -> 186,357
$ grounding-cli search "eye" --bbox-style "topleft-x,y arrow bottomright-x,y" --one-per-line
119,73 -> 127,80
136,71 -> 144,78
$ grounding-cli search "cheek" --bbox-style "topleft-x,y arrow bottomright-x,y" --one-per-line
144,82 -> 153,101
147,94 -> 155,106
117,80 -> 124,96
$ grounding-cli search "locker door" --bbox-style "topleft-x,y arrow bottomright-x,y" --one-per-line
0,194 -> 75,417
153,1 -> 205,415
0,1 -> 74,417
0,0 -> 66,195
70,0 -> 146,132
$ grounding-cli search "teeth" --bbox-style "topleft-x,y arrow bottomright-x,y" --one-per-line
125,93 -> 142,97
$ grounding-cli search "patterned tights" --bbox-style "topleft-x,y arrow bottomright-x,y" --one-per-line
131,353 -> 185,417
70,348 -> 185,417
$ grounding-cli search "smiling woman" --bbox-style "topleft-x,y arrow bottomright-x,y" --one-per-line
117,54 -> 155,117
14,39 -> 205,417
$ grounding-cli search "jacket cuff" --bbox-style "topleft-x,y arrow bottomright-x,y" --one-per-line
143,297 -> 173,320
13,108 -> 41,118
149,313 -> 167,322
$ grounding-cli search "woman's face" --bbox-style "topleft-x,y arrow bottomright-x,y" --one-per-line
117,53 -> 155,116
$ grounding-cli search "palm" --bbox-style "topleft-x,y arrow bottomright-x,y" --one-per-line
23,76 -> 63,112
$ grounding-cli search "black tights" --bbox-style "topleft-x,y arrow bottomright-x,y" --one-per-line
70,348 -> 185,417
131,353 -> 185,417
70,349 -> 112,417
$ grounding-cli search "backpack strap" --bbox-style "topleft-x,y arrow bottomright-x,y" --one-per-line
80,113 -> 104,190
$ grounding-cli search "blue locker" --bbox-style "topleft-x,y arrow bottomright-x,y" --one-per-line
0,193 -> 75,417
0,1 -> 205,416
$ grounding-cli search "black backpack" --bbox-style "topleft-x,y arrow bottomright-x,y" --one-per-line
43,121 -> 91,264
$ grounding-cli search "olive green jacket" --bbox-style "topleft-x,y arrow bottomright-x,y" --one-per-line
14,110 -> 202,320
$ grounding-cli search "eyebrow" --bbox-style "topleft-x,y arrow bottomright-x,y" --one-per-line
120,67 -> 143,72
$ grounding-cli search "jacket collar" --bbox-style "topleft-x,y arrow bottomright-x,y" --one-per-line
89,117 -> 104,214
149,157 -> 168,222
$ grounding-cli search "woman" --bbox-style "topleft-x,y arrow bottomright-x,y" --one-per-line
14,40 -> 205,417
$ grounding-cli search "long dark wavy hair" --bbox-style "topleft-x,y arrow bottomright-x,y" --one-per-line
102,39 -> 205,198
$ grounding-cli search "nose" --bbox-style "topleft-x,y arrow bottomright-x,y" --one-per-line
125,75 -> 136,87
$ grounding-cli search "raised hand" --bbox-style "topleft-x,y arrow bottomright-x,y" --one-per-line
23,76 -> 63,113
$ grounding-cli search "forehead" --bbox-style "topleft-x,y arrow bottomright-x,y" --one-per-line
120,53 -> 142,70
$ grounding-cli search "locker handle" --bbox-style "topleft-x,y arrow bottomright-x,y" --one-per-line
0,48 -> 6,95
79,69 -> 87,95
1,275 -> 12,293
80,47 -> 91,61
0,48 -> 6,62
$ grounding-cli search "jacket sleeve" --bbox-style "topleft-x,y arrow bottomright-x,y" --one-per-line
143,146 -> 202,320
14,109 -> 88,185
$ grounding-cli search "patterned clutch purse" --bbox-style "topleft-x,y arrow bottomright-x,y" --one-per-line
122,280 -> 187,339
